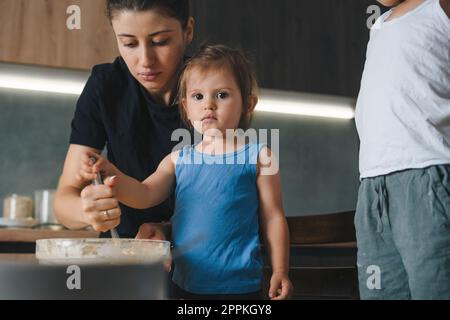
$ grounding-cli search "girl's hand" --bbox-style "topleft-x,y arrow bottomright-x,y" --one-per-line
77,151 -> 118,182
268,272 -> 294,300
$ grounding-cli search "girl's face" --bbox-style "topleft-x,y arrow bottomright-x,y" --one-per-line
182,66 -> 249,136
111,10 -> 194,97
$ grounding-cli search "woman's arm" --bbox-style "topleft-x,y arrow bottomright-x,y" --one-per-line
256,146 -> 293,300
54,144 -> 121,232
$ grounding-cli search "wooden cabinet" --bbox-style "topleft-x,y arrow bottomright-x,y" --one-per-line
0,0 -> 381,95
0,0 -> 119,70
263,212 -> 359,300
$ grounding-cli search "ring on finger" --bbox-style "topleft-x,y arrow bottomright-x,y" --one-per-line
103,210 -> 110,219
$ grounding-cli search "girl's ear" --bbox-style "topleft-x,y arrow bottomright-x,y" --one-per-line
181,97 -> 188,114
247,95 -> 258,113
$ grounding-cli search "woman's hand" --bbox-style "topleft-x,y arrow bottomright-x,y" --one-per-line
76,152 -> 122,232
135,223 -> 168,241
80,176 -> 121,233
136,223 -> 172,271
268,272 -> 294,300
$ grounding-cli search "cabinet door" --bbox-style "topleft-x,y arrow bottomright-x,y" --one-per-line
0,0 -> 119,70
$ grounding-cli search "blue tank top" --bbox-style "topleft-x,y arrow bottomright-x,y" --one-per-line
171,143 -> 264,294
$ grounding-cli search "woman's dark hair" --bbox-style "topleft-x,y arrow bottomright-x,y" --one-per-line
178,44 -> 259,130
105,0 -> 190,28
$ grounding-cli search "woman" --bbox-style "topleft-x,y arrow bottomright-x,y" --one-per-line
54,0 -> 194,239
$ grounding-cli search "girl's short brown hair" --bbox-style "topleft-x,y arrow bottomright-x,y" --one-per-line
178,44 -> 259,130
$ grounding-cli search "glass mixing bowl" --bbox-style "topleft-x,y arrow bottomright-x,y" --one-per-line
35,238 -> 171,265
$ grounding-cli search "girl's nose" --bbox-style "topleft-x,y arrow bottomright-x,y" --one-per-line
203,99 -> 217,110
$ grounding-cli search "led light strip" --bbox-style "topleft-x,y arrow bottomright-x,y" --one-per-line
0,64 -> 355,119
258,89 -> 355,119
0,74 -> 85,95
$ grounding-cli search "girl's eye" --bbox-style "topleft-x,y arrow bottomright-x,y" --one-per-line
217,92 -> 229,99
124,43 -> 137,48
192,93 -> 204,101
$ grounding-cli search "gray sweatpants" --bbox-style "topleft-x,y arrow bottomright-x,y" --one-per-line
355,165 -> 450,300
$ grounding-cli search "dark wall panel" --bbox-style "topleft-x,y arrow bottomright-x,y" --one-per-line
190,0 -> 383,97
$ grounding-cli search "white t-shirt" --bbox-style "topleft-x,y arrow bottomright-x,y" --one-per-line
355,0 -> 450,179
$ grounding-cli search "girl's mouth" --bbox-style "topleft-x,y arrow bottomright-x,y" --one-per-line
202,116 -> 218,123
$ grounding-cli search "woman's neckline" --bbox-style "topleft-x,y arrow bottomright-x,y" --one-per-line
139,85 -> 180,113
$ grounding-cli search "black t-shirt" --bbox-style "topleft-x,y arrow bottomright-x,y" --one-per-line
70,57 -> 188,238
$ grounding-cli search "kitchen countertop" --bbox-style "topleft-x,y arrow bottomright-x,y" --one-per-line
0,228 -> 99,243
291,241 -> 356,248
0,253 -> 36,263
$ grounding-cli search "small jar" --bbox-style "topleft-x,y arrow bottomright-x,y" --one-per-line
34,189 -> 57,224
3,194 -> 33,220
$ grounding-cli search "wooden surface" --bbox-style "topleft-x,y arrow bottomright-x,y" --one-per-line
282,212 -> 358,299
263,266 -> 359,300
0,228 -> 99,243
0,213 -> 356,245
1,211 -> 360,299
287,211 -> 356,244
0,0 -> 118,70
0,254 -> 36,263
292,242 -> 356,249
